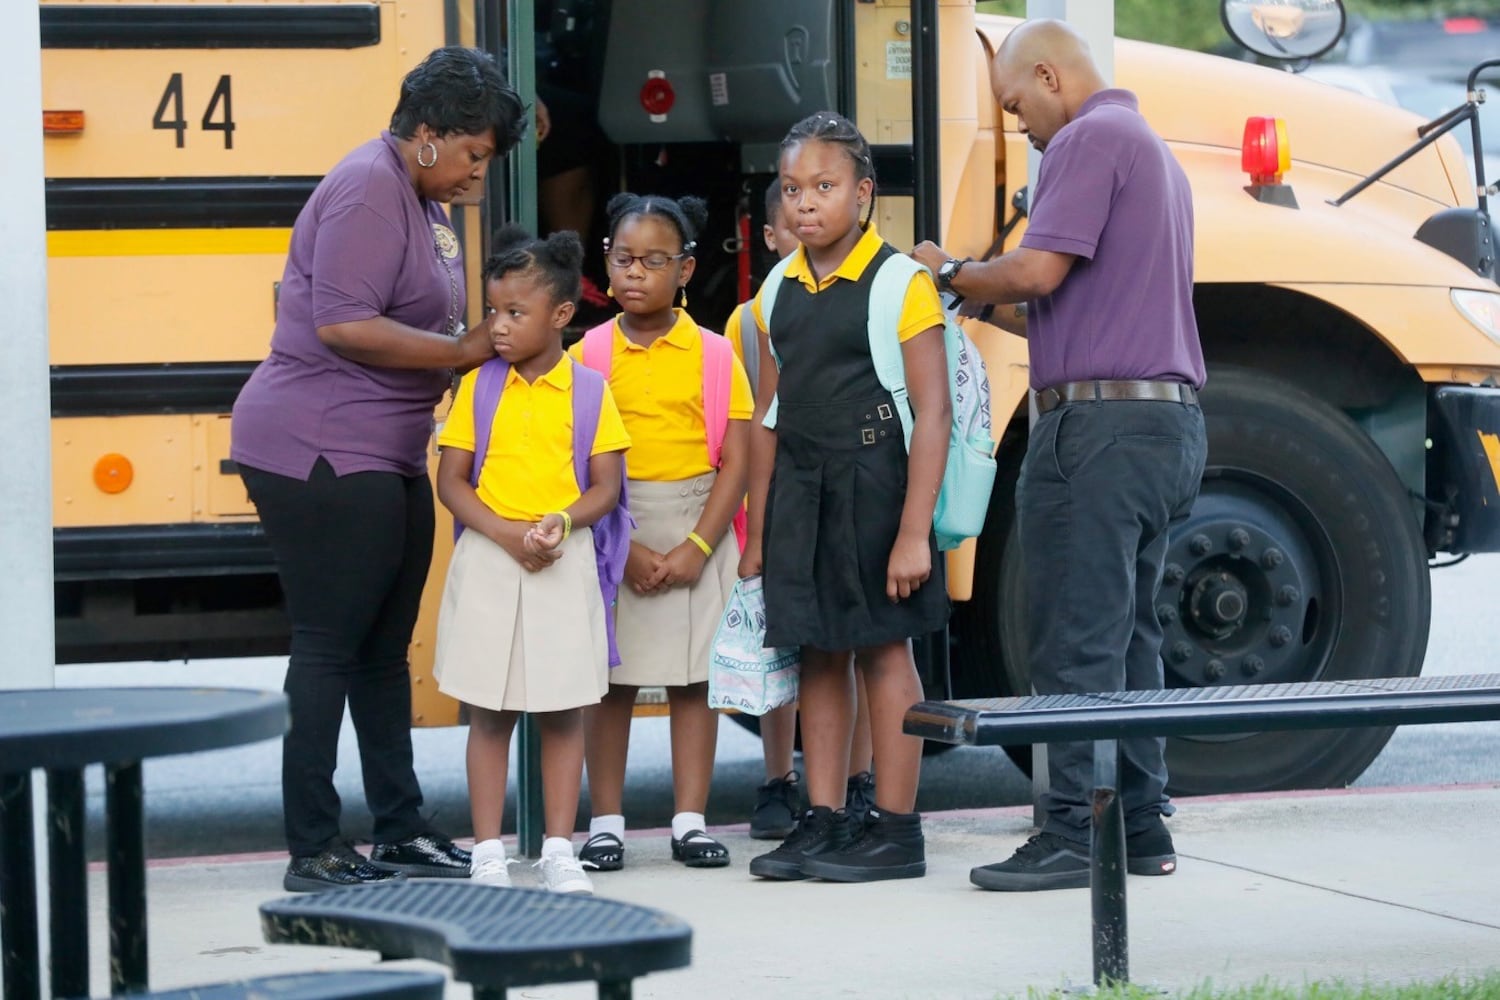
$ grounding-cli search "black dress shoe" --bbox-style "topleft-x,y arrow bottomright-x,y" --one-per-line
283,844 -> 406,893
369,831 -> 471,878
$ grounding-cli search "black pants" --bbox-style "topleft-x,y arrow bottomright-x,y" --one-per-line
241,458 -> 432,857
1017,398 -> 1207,840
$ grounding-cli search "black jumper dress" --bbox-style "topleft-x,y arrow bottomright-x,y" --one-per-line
762,241 -> 950,651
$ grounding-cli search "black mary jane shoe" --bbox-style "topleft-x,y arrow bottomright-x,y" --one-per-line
579,832 -> 625,871
671,829 -> 731,868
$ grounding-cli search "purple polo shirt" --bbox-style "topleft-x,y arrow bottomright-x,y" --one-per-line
231,131 -> 464,479
1020,89 -> 1205,391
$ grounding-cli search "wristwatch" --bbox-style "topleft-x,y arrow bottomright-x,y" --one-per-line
936,257 -> 968,292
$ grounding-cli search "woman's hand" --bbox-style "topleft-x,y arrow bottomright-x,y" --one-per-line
657,540 -> 708,589
454,312 -> 499,373
737,534 -> 763,579
625,542 -> 666,595
886,529 -> 933,602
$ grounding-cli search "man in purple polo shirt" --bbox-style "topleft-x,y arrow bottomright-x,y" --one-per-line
913,18 -> 1207,891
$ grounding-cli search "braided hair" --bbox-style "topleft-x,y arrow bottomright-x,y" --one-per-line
603,193 -> 710,256
483,223 -> 583,306
779,111 -> 877,227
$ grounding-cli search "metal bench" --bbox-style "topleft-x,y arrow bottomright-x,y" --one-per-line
97,970 -> 447,1000
904,673 -> 1500,987
260,881 -> 691,1000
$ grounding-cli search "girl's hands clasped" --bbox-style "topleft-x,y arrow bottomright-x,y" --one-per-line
625,541 -> 666,596
885,530 -> 932,603
657,539 -> 708,588
495,520 -> 561,573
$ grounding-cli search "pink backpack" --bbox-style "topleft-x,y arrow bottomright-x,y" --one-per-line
581,321 -> 748,552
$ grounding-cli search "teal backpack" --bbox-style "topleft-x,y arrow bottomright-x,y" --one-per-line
760,251 -> 997,551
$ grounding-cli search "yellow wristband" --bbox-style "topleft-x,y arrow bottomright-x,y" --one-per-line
556,511 -> 572,540
686,531 -> 713,557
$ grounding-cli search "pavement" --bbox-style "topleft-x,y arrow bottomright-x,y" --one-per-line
52,782 -> 1500,999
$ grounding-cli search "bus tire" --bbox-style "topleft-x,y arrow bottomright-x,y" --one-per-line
954,366 -> 1432,794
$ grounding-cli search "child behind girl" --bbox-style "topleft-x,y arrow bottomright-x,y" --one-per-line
572,193 -> 752,871
432,225 -> 631,894
742,113 -> 952,882
726,179 -> 877,841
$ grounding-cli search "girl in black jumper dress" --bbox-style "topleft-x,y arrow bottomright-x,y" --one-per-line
740,112 -> 952,883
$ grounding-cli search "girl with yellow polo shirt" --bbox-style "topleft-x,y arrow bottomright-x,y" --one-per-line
433,227 -> 630,895
571,193 -> 753,871
742,113 -> 950,884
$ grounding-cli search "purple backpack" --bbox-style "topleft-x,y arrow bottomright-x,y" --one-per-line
459,356 -> 632,667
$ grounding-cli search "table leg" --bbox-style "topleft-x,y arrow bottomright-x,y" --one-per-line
597,981 -> 633,1000
1,771 -> 41,1000
516,716 -> 544,859
106,762 -> 147,994
1090,738 -> 1128,986
49,768 -> 90,998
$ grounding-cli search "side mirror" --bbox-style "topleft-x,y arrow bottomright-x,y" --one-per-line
1220,0 -> 1346,61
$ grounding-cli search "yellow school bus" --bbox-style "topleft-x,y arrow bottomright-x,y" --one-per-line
43,0 -> 1500,794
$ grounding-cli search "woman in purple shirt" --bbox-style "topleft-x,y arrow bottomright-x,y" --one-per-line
231,46 -> 526,892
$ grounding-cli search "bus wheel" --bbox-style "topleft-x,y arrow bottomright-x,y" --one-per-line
954,366 -> 1432,794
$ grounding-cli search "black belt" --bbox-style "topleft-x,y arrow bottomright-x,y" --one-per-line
1034,379 -> 1197,414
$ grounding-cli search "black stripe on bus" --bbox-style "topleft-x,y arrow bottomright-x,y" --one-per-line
46,177 -> 320,231
41,4 -> 381,49
51,364 -> 258,417
870,145 -> 915,197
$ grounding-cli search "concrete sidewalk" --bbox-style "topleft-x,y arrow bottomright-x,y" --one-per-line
69,785 -> 1500,999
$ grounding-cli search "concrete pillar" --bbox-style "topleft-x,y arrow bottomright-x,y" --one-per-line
0,6 -> 56,690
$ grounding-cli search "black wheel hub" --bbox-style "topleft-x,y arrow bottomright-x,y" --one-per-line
1160,485 -> 1324,688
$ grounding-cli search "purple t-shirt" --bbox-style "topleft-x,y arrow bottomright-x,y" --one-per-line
231,131 -> 465,479
1020,89 -> 1205,391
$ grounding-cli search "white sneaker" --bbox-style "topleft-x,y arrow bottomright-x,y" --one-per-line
536,853 -> 594,895
470,854 -> 511,888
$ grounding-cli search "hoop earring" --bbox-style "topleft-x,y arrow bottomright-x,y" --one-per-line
416,142 -> 438,168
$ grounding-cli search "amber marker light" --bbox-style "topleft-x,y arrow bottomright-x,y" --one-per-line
43,110 -> 85,134
93,453 -> 134,494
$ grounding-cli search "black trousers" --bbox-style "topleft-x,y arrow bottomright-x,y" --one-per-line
241,458 -> 432,856
1017,398 -> 1207,840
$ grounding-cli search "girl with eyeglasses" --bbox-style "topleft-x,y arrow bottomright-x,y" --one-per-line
569,193 -> 753,872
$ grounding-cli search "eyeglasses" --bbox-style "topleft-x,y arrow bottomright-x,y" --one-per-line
604,251 -> 689,271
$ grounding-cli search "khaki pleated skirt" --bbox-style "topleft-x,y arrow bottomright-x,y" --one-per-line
434,527 -> 610,713
613,473 -> 739,687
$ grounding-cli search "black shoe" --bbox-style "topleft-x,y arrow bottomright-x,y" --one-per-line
843,771 -> 876,829
1127,817 -> 1177,876
748,806 -> 852,881
750,771 -> 802,840
283,843 -> 406,893
970,832 -> 1090,892
369,831 -> 471,878
800,806 -> 925,882
579,832 -> 625,872
671,830 -> 731,868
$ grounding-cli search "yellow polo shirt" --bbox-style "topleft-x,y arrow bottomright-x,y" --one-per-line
439,355 -> 631,522
568,309 -> 753,482
749,226 -> 944,343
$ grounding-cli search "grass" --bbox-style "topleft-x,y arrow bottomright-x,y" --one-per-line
1014,973 -> 1500,1000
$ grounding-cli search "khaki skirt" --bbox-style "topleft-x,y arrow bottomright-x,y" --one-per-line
434,527 -> 610,713
613,473 -> 740,687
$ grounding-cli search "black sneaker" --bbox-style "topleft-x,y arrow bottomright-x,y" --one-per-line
800,807 -> 925,882
748,806 -> 852,881
843,771 -> 876,829
970,832 -> 1090,892
284,843 -> 407,893
1127,817 -> 1177,877
750,771 -> 802,840
369,831 -> 471,878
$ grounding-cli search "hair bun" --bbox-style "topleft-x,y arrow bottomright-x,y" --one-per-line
543,230 -> 585,272
491,222 -> 534,254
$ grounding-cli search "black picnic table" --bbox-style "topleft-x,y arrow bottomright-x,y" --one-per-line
261,880 -> 692,1000
0,686 -> 289,999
